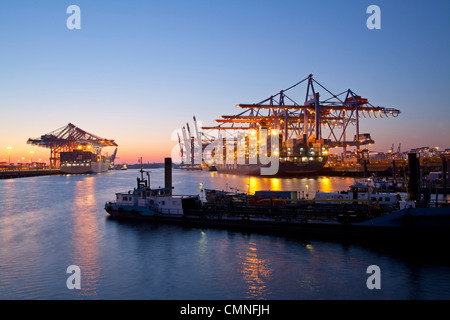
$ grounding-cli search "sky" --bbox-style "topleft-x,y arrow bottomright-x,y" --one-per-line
1,0 -> 449,164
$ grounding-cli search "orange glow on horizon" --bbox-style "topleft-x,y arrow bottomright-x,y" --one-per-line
1,140 -> 180,165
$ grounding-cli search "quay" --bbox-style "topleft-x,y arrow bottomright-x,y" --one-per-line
0,169 -> 61,180
105,156 -> 450,248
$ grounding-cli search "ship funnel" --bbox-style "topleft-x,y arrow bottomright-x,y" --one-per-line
165,157 -> 172,195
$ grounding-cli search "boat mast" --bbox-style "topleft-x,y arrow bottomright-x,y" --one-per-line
140,157 -> 144,181
137,157 -> 148,189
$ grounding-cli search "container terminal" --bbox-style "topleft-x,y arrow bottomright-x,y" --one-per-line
176,74 -> 401,176
26,123 -> 118,174
1,124 -> 118,178
1,76 -> 448,182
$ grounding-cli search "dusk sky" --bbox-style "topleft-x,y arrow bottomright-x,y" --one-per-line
1,0 -> 449,164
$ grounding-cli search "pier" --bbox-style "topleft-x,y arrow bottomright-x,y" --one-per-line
0,169 -> 61,180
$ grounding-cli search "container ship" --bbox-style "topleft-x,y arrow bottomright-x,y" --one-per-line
211,134 -> 329,176
177,74 -> 400,176
60,149 -> 113,174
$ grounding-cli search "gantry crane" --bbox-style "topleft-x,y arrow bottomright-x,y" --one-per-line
27,123 -> 118,169
201,74 -> 400,152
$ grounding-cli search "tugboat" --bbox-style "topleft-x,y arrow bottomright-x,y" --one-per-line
104,158 -> 200,220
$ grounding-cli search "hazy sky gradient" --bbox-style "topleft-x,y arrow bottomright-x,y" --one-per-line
1,0 -> 449,164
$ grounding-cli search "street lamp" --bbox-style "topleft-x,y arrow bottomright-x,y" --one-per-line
7,147 -> 12,165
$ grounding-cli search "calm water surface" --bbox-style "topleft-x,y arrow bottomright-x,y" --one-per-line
1,169 -> 449,300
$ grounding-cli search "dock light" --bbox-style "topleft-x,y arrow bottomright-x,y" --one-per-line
77,146 -> 82,150
7,147 -> 12,165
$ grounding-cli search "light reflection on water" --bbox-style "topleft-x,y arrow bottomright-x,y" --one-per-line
174,170 -> 355,199
239,241 -> 273,299
71,177 -> 100,298
0,169 -> 449,300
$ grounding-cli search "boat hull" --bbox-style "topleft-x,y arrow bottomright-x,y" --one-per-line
105,203 -> 184,222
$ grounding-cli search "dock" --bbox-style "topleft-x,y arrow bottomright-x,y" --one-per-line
0,169 -> 61,180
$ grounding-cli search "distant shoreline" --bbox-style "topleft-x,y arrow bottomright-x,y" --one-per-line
125,163 -> 165,169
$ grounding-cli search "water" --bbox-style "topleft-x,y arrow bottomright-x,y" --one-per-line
1,169 -> 450,300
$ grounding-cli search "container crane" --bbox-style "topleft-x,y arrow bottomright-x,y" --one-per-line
27,123 -> 117,169
201,74 -> 400,151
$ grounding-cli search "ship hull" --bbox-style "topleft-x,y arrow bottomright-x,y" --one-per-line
90,161 -> 110,173
214,158 -> 328,176
60,161 -> 110,174
60,150 -> 111,174
60,165 -> 92,174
